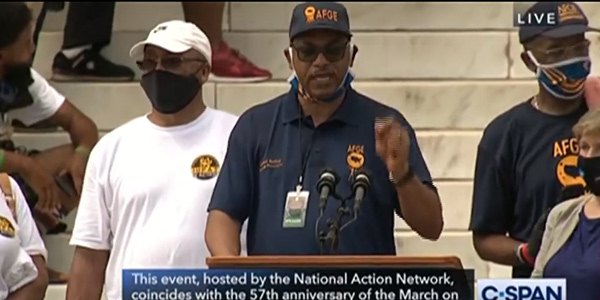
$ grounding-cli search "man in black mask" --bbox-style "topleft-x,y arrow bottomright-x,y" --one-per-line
66,20 -> 240,300
470,1 -> 596,278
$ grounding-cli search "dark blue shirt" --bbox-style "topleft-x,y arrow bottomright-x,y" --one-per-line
469,99 -> 587,278
543,209 -> 600,300
208,88 -> 436,255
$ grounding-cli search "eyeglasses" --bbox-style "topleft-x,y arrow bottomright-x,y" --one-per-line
136,57 -> 207,73
530,39 -> 590,63
291,41 -> 350,63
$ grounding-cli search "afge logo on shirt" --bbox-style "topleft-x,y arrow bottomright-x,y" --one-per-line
0,216 -> 15,238
477,279 -> 566,300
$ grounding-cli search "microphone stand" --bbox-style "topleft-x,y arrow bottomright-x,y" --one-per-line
318,194 -> 352,254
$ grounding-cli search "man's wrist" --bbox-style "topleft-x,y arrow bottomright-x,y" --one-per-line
390,166 -> 414,188
74,145 -> 91,158
516,243 -> 535,266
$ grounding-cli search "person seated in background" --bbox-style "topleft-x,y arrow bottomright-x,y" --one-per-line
1,2 -> 100,283
532,108 -> 600,300
35,1 -> 272,83
182,2 -> 272,82
49,2 -> 134,82
0,174 -> 49,300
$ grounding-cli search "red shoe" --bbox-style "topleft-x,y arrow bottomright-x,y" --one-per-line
210,41 -> 272,83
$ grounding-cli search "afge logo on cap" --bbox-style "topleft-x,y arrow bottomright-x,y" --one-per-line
477,279 -> 566,300
557,3 -> 585,23
304,5 -> 338,24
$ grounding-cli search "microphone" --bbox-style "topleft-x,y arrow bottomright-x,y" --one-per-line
352,171 -> 371,214
317,169 -> 338,214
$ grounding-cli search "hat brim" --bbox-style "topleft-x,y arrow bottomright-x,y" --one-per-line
291,25 -> 352,40
129,40 -> 193,61
542,24 -> 599,38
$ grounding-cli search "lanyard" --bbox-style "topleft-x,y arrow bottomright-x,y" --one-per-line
297,106 -> 314,190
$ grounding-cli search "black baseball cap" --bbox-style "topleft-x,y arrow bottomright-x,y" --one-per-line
519,2 -> 599,44
289,2 -> 352,41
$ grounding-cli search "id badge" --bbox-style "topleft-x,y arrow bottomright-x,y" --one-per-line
283,187 -> 309,228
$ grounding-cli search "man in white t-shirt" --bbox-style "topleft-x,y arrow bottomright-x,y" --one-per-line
0,175 -> 48,299
66,20 -> 240,300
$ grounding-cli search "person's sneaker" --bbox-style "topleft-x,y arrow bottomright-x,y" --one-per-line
210,41 -> 272,83
51,49 -> 135,82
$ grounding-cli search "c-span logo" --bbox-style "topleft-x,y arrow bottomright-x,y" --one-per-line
477,279 -> 566,300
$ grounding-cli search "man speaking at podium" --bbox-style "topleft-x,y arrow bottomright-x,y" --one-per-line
205,2 -> 443,256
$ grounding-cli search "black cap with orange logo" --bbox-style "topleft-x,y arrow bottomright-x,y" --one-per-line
518,2 -> 599,43
289,2 -> 352,41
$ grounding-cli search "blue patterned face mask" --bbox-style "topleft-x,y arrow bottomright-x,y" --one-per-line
528,51 -> 591,100
287,47 -> 355,103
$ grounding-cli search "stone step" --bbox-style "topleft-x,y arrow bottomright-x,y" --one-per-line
54,179 -> 473,234
45,284 -> 67,300
34,32 -> 519,81
49,81 -> 537,131
37,2 -> 600,33
11,129 -> 481,181
42,231 -> 510,284
395,181 -> 473,231
35,30 -> 600,82
39,2 -> 228,32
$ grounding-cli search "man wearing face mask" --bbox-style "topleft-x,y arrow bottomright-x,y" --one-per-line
469,1 -> 596,278
66,20 -> 239,300
205,2 -> 443,257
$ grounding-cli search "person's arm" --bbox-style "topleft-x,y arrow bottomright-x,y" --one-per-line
470,143 -> 521,266
46,100 -> 99,152
392,122 -> 443,240
9,69 -> 99,151
6,255 -> 48,300
67,247 -> 109,300
7,177 -> 49,300
66,141 -> 112,300
205,114 -> 255,256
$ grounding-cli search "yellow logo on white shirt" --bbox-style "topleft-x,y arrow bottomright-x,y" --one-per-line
0,216 -> 15,238
191,155 -> 220,180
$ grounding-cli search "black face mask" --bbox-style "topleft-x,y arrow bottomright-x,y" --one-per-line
578,155 -> 600,196
3,62 -> 34,88
140,70 -> 201,114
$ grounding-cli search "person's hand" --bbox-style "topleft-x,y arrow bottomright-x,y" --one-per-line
20,158 -> 62,212
374,117 -> 410,182
519,208 -> 552,266
64,152 -> 87,196
584,75 -> 600,109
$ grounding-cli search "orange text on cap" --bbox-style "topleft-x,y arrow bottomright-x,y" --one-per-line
305,6 -> 339,23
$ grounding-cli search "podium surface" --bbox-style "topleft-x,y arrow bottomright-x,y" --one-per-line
207,255 -> 463,269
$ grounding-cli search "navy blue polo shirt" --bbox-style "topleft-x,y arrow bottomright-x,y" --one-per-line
469,98 -> 587,278
208,87 -> 436,255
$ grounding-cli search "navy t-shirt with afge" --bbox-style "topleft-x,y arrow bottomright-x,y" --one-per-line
208,87 -> 435,255
469,98 -> 587,278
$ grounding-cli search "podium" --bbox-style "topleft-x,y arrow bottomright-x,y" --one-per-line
207,255 -> 464,269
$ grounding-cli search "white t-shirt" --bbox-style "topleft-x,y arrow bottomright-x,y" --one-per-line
0,68 -> 65,140
70,107 -> 241,300
0,176 -> 47,300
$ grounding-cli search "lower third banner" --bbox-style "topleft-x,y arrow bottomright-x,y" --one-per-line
122,268 -> 474,300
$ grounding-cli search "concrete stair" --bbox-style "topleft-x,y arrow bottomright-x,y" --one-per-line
26,2 -> 600,299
